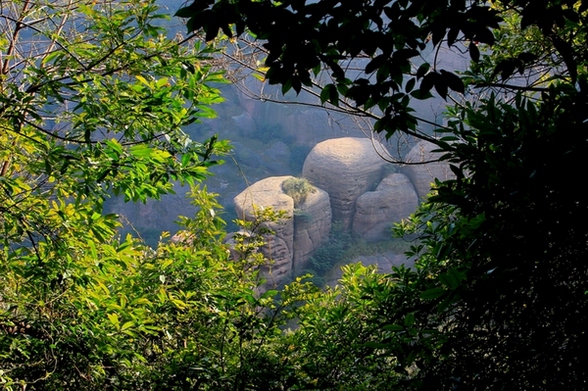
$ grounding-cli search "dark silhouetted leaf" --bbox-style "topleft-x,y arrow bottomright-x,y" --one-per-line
440,70 -> 464,94
320,84 -> 339,105
416,62 -> 430,80
365,54 -> 388,75
420,287 -> 447,300
405,77 -> 416,93
420,71 -> 436,93
470,42 -> 480,62
447,27 -> 459,47
434,78 -> 448,99
474,27 -> 495,45
410,89 -> 433,100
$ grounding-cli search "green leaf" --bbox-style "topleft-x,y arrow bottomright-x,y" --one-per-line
107,313 -> 120,330
130,145 -> 153,157
121,321 -> 134,331
420,287 -> 447,300
135,74 -> 152,87
382,324 -> 404,331
181,153 -> 191,166
404,312 -> 415,327
320,83 -> 339,105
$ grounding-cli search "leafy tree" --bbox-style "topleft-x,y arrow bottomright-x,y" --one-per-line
0,1 -> 423,390
410,97 -> 586,390
279,263 -> 409,390
1,181 -> 316,389
178,0 -> 588,389
0,0 -> 233,256
178,0 -> 586,134
0,2 -> 360,389
0,1 -> 252,388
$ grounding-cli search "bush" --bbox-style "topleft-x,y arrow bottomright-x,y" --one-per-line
309,223 -> 353,274
282,177 -> 316,207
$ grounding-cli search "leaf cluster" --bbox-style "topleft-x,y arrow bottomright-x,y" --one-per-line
179,0 -> 588,141
389,82 -> 588,388
178,0 -> 502,137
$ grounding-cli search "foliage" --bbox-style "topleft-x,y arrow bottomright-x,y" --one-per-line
0,1 -> 424,389
0,1 -> 245,388
2,0 -> 587,388
308,223 -> 353,275
0,0 -> 230,252
281,177 -> 316,207
178,0 -> 588,389
0,183 -> 319,390
397,86 -> 588,389
179,0 -> 587,137
279,263 -> 408,390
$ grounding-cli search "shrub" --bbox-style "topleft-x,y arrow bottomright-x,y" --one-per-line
282,177 -> 316,207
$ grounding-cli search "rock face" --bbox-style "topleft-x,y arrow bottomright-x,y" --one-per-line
260,235 -> 292,285
302,137 -> 388,230
234,176 -> 295,283
292,187 -> 331,274
401,140 -> 454,199
352,173 -> 419,242
264,140 -> 292,175
231,138 -> 443,286
233,175 -> 331,284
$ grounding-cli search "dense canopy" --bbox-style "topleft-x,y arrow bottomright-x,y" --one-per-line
178,0 -> 588,135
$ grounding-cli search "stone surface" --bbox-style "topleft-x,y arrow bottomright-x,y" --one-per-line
231,111 -> 258,137
352,173 -> 419,242
234,176 -> 295,282
233,175 -> 332,283
401,140 -> 455,199
302,137 -> 388,230
232,141 -> 264,169
292,187 -> 332,273
259,234 -> 292,287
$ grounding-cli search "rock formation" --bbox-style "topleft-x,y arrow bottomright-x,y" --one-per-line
401,140 -> 454,199
233,175 -> 331,284
259,234 -> 292,285
292,187 -> 331,273
302,137 -> 388,230
352,173 -> 419,242
231,137 -> 456,284
263,140 -> 292,175
234,176 -> 295,282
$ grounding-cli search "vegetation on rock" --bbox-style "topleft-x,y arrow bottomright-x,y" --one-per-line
281,177 -> 317,207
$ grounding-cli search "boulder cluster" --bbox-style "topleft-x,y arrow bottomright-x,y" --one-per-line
232,137 -> 453,286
